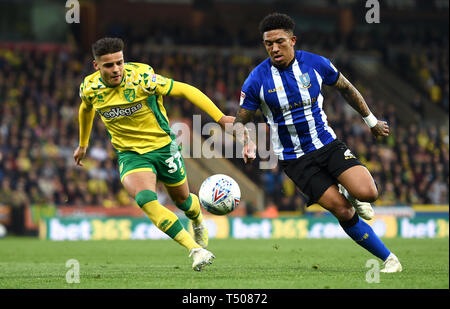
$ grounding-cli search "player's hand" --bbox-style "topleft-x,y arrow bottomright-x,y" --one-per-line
370,120 -> 390,137
243,139 -> 256,164
73,146 -> 87,166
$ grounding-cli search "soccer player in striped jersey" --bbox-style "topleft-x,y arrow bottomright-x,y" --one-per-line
234,13 -> 402,272
73,37 -> 234,271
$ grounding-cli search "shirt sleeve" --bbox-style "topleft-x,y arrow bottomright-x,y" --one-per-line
240,71 -> 261,111
142,72 -> 174,96
79,80 -> 92,106
313,55 -> 340,86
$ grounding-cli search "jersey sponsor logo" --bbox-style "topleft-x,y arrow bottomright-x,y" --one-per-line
268,85 -> 284,93
344,149 -> 356,160
299,73 -> 311,88
100,103 -> 143,119
123,89 -> 135,102
273,97 -> 318,113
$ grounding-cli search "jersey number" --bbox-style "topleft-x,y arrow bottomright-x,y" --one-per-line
165,152 -> 182,174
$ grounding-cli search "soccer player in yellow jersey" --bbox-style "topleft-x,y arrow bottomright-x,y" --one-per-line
73,37 -> 233,271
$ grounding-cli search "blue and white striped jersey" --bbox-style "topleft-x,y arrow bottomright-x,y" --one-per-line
240,50 -> 339,160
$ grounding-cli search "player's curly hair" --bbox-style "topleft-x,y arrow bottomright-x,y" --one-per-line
259,12 -> 295,35
92,37 -> 124,58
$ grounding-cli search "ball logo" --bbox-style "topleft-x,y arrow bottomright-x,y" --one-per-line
213,187 -> 225,202
212,180 -> 230,203
212,179 -> 231,203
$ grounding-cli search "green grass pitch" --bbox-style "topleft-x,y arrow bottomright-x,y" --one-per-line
0,237 -> 448,289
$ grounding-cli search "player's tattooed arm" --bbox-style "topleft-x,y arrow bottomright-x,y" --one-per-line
233,107 -> 257,163
235,107 -> 256,125
333,73 -> 371,117
233,107 -> 256,145
333,73 -> 389,137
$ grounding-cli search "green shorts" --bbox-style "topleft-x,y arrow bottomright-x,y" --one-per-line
117,142 -> 187,187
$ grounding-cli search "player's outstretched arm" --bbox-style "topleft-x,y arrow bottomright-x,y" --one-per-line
73,101 -> 95,166
333,73 -> 389,138
168,81 -> 234,129
234,107 -> 257,164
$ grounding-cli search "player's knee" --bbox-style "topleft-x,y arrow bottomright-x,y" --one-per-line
355,186 -> 378,203
135,190 -> 158,207
333,205 -> 354,222
323,195 -> 354,221
172,192 -> 190,206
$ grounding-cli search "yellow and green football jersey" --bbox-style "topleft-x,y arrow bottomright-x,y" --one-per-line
79,62 -> 175,154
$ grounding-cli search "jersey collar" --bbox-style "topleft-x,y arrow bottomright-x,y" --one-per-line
271,57 -> 297,75
271,55 -> 296,72
99,75 -> 125,88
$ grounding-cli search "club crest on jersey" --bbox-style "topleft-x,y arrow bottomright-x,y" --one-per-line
299,73 -> 311,88
124,89 -> 135,102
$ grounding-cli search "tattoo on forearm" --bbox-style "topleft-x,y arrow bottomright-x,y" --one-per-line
334,74 -> 370,117
233,108 -> 256,145
235,108 -> 255,125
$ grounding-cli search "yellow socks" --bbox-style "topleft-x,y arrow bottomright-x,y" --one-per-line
136,190 -> 200,251
173,229 -> 201,252
176,193 -> 203,225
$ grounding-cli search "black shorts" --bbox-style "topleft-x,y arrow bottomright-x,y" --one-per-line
279,139 -> 364,206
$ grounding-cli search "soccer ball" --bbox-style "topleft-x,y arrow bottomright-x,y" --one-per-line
198,174 -> 241,215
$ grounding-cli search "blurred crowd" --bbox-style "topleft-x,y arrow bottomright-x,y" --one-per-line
296,25 -> 449,113
118,19 -> 449,113
0,22 -> 449,215
381,27 -> 449,113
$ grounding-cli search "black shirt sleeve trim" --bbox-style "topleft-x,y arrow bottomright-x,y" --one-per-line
328,71 -> 340,86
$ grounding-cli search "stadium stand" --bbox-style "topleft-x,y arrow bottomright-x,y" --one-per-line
0,1 -> 448,235
0,43 -> 448,212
